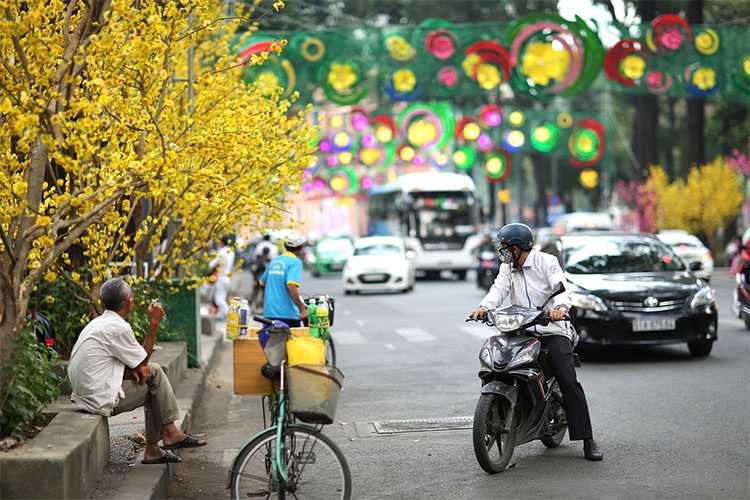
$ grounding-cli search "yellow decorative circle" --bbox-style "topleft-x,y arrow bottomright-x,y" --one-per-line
692,67 -> 717,91
337,151 -> 353,165
557,113 -> 573,128
330,176 -> 347,192
388,171 -> 398,183
521,41 -> 570,86
509,111 -> 525,127
476,63 -> 501,90
579,169 -> 598,189
506,130 -> 525,148
744,55 -> 750,77
301,37 -> 325,62
334,131 -> 350,148
386,35 -> 416,62
408,120 -> 437,147
360,147 -> 382,166
463,122 -> 481,141
399,146 -> 415,162
393,68 -> 417,93
453,150 -> 467,165
328,63 -> 357,92
376,126 -> 393,143
485,156 -> 503,175
532,125 -> 551,143
620,54 -> 646,80
695,29 -> 719,56
330,115 -> 344,129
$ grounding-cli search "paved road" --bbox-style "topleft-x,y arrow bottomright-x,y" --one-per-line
173,269 -> 749,499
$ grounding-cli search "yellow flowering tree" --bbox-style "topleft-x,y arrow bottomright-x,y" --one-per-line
0,0 -> 315,370
648,157 -> 744,250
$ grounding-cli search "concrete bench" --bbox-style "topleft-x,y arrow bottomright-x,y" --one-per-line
0,342 -> 188,500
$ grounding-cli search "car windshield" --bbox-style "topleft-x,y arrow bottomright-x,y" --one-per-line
354,243 -> 401,256
563,236 -> 686,274
316,239 -> 352,253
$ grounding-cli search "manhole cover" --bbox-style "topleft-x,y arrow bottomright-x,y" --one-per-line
372,416 -> 473,434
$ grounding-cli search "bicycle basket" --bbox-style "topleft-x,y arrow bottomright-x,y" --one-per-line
288,364 -> 344,425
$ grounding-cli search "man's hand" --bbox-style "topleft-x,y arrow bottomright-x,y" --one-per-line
549,308 -> 566,322
471,307 -> 487,321
299,308 -> 309,321
147,299 -> 165,325
133,364 -> 151,384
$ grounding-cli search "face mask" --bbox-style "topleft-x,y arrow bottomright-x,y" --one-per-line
498,246 -> 515,265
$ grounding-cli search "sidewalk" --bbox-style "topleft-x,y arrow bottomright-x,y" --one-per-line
88,326 -> 224,499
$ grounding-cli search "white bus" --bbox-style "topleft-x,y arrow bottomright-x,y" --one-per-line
366,171 -> 481,279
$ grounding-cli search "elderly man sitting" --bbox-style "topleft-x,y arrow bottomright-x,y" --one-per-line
69,278 -> 207,464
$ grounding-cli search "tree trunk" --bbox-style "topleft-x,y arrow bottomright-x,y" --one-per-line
686,0 -> 705,167
632,0 -> 659,178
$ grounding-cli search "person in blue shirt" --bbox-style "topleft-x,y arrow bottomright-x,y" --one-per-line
259,230 -> 309,327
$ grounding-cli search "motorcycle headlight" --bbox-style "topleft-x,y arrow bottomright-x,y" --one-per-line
492,313 -> 524,332
690,287 -> 716,309
507,342 -> 541,369
569,291 -> 608,312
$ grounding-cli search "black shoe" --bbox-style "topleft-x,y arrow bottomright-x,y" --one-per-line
583,438 -> 603,461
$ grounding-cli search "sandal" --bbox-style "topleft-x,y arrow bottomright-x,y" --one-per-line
160,434 -> 208,451
141,450 -> 182,464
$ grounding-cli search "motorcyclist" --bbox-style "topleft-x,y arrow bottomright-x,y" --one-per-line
470,223 -> 603,461
473,231 -> 500,289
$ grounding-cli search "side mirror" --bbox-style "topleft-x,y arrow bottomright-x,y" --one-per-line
689,261 -> 703,272
540,282 -> 566,309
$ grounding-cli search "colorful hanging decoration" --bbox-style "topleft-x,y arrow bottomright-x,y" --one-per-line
398,102 -> 454,150
604,39 -> 648,87
317,60 -> 368,105
646,14 -> 692,53
684,63 -> 720,96
480,104 -> 503,127
298,36 -> 326,62
350,107 -> 370,131
507,14 -> 604,98
462,40 -> 512,91
238,40 -> 296,98
484,150 -> 512,182
385,34 -> 417,61
694,28 -> 720,55
579,169 -> 599,189
328,167 -> 359,196
453,146 -> 477,171
502,129 -> 526,152
568,118 -> 605,167
384,68 -> 422,101
530,122 -> 561,153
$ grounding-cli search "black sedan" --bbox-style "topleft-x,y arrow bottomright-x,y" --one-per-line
540,232 -> 717,357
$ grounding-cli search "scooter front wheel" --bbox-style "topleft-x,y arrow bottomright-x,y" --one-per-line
472,393 -> 517,474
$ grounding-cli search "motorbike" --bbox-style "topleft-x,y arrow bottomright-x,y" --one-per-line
477,249 -> 500,292
733,258 -> 750,330
467,282 -> 580,474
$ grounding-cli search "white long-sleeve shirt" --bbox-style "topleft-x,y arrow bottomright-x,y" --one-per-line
479,249 -> 574,340
209,245 -> 235,278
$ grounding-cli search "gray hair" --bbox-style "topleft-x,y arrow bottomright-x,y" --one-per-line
100,278 -> 131,311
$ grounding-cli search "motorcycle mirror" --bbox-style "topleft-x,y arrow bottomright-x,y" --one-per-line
539,282 -> 566,310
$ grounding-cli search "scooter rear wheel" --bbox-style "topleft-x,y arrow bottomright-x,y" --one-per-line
472,393 -> 517,474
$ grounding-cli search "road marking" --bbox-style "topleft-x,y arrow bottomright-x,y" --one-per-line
460,325 -> 492,340
395,327 -> 436,342
355,319 -> 365,326
385,343 -> 396,351
332,329 -> 366,345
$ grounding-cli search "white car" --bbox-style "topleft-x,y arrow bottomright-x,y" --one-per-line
343,236 -> 416,294
656,230 -> 714,281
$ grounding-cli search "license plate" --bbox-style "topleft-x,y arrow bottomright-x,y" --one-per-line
328,263 -> 343,270
362,274 -> 386,282
632,318 -> 676,332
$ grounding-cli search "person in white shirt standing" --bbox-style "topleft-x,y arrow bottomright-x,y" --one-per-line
69,278 -> 207,464
209,235 -> 236,321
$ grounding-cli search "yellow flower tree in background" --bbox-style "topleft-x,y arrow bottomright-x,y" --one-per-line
648,157 -> 744,250
0,0 -> 316,369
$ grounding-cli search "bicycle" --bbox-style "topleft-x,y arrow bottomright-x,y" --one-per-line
228,316 -> 351,499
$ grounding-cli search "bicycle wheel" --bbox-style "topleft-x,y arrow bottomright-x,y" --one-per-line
325,337 -> 337,367
231,425 -> 351,500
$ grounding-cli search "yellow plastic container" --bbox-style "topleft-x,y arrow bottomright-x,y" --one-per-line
286,336 -> 326,366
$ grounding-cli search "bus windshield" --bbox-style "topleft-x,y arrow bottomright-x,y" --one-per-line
408,192 -> 475,249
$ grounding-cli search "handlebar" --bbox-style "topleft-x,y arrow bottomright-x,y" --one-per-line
253,315 -> 273,325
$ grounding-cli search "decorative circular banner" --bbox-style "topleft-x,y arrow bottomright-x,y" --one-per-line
568,118 -> 605,167
398,102 -> 454,150
646,14 -> 692,53
462,40 -> 512,91
530,122 -> 561,153
484,150 -> 512,183
239,40 -> 296,98
317,60 -> 368,105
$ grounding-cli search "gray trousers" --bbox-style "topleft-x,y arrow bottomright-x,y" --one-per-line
112,363 -> 180,444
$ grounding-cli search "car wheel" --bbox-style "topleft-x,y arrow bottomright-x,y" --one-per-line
344,290 -> 352,295
454,270 -> 467,280
742,312 -> 750,330
687,339 -> 713,357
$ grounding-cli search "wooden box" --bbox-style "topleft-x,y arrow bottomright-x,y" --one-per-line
233,327 -> 309,396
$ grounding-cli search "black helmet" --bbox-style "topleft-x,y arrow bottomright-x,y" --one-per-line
496,223 -> 533,251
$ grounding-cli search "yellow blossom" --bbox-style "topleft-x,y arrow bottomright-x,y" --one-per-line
45,295 -> 55,304
392,68 -> 416,92
328,63 -> 357,92
521,42 -> 570,86
273,1 -> 285,11
692,67 -> 716,90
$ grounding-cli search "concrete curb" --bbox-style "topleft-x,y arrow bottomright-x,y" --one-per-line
110,330 -> 224,499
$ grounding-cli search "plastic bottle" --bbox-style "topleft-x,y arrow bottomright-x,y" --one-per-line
238,299 -> 250,337
315,297 -> 330,339
307,299 -> 319,338
226,299 -> 240,340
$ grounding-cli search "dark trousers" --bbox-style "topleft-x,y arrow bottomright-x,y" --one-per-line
540,335 -> 593,441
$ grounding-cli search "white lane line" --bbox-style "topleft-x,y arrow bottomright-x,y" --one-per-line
385,343 -> 396,351
395,327 -> 436,342
355,319 -> 365,326
332,330 -> 366,345
460,325 -> 492,340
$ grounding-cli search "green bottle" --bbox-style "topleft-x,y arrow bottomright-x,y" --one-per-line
307,300 -> 319,338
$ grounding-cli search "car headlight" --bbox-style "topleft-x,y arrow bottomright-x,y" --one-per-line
569,291 -> 608,312
507,342 -> 541,369
690,287 -> 716,309
492,313 -> 524,332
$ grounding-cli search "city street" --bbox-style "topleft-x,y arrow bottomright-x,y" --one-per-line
172,269 -> 749,499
